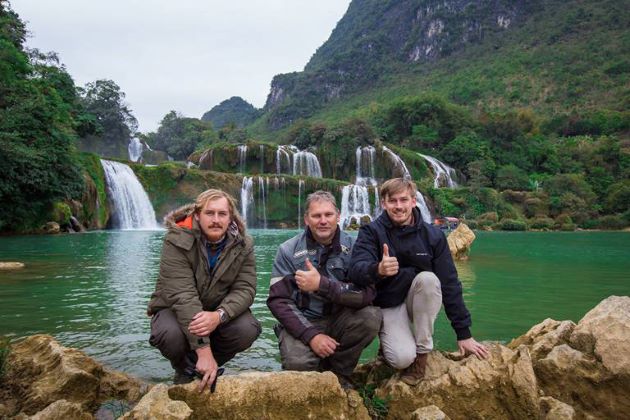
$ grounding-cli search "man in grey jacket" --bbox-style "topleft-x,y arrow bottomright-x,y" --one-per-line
267,191 -> 382,388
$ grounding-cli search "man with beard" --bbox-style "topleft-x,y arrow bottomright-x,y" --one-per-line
267,191 -> 381,388
349,178 -> 488,385
148,189 -> 261,391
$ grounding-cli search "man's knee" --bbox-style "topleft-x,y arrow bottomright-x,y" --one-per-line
281,351 -> 320,371
385,346 -> 416,370
149,309 -> 188,361
410,271 -> 441,295
221,311 -> 261,352
355,306 -> 383,336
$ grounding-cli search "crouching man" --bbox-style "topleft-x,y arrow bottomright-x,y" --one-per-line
267,191 -> 382,388
148,189 -> 261,391
349,178 -> 488,385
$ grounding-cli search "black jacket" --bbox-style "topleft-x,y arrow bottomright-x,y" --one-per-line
348,207 -> 472,340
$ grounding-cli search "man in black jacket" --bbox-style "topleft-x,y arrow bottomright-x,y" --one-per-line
349,178 -> 488,385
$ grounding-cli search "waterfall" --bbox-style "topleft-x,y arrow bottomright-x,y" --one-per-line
417,153 -> 458,188
101,160 -> 158,230
258,176 -> 267,229
340,184 -> 372,229
238,145 -> 248,173
128,137 -> 144,162
298,179 -> 305,229
260,144 -> 265,174
293,150 -> 323,178
415,192 -> 433,224
240,176 -> 254,227
382,146 -> 411,179
276,145 -> 292,174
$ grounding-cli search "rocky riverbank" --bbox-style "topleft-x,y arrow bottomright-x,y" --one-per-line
1,296 -> 628,419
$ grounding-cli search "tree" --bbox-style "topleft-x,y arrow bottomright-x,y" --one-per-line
149,111 -> 217,160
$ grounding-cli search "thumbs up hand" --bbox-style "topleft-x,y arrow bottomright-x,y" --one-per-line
378,243 -> 399,277
296,258 -> 321,292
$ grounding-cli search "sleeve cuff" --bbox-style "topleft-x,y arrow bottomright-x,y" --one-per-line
300,327 -> 323,346
316,276 -> 331,296
455,327 -> 472,341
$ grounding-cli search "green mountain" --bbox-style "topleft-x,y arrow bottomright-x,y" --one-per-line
201,96 -> 261,129
257,0 -> 628,130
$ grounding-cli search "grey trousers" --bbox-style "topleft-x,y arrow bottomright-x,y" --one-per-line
149,308 -> 261,374
380,271 -> 442,370
276,305 -> 382,378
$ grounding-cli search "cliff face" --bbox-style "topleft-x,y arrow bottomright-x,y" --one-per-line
264,0 -> 537,129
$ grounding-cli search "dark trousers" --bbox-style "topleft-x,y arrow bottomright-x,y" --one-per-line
149,308 -> 261,374
276,306 -> 382,377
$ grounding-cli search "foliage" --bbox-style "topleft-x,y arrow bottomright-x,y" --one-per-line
495,164 -> 529,191
201,96 -> 261,129
605,180 -> 630,213
0,3 -> 85,232
497,219 -> 528,231
358,383 -> 389,419
147,111 -> 218,160
51,202 -> 71,225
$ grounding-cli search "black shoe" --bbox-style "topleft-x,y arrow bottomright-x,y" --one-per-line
173,370 -> 194,385
335,374 -> 356,390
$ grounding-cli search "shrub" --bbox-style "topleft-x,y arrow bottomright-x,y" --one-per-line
605,180 -> 630,213
51,202 -> 72,225
496,165 -> 529,191
501,190 -> 527,204
498,219 -> 528,231
598,215 -> 628,230
462,219 -> 478,229
528,217 -> 554,230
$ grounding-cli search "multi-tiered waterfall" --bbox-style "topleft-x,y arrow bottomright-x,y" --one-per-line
275,145 -> 322,178
101,160 -> 158,229
418,153 -> 458,188
340,146 -> 379,228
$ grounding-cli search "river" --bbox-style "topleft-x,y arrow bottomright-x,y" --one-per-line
0,230 -> 628,382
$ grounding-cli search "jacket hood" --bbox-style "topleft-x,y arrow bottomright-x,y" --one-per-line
163,203 -> 244,239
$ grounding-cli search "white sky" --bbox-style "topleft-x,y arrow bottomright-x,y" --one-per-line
10,0 -> 351,132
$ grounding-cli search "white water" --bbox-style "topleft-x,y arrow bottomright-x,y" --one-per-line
240,176 -> 254,226
415,192 -> 433,224
382,146 -> 411,179
101,160 -> 158,230
418,153 -> 458,188
128,138 -> 144,162
340,146 -> 379,228
298,179 -> 305,229
238,145 -> 248,173
276,145 -> 292,174
275,145 -> 323,177
258,176 -> 267,229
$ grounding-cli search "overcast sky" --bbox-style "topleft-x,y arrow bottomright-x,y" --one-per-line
10,0 -> 351,132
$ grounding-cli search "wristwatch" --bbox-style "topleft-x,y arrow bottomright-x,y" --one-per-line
217,308 -> 228,324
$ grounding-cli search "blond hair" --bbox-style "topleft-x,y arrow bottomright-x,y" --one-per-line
194,189 -> 246,235
305,190 -> 338,215
379,178 -> 417,201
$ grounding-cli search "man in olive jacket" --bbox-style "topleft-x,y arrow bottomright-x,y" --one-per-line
148,189 -> 260,390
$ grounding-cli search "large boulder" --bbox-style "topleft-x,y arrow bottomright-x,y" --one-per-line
447,223 -> 475,260
0,262 -> 25,270
508,318 -> 576,360
3,335 -> 148,418
120,384 -> 192,420
374,344 -> 539,420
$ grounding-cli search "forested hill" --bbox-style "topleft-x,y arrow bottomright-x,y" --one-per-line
201,96 -> 261,129
258,0 -> 628,130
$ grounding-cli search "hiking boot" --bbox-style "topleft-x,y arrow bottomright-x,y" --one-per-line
173,370 -> 194,385
400,353 -> 428,386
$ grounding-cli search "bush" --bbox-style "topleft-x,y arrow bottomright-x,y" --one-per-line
51,201 -> 71,225
501,190 -> 527,204
605,180 -> 630,213
462,219 -> 478,229
528,216 -> 554,230
498,218 -> 528,231
598,215 -> 628,230
496,165 -> 529,191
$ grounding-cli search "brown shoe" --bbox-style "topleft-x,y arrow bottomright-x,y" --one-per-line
400,353 -> 428,386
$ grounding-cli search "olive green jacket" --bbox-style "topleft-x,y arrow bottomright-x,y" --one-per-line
148,204 -> 256,350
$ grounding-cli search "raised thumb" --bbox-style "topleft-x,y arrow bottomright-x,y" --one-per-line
383,243 -> 390,258
305,258 -> 315,271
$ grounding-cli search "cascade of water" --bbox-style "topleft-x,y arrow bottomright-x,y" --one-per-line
417,153 -> 458,188
238,145 -> 248,173
258,176 -> 267,229
276,145 -> 292,174
293,150 -> 323,178
240,176 -> 254,227
340,185 -> 372,229
128,138 -> 144,162
260,144 -> 265,174
297,179 -> 305,229
101,160 -> 158,230
382,146 -> 411,179
415,191 -> 433,224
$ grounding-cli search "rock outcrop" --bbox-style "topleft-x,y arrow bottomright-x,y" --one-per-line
1,296 -> 628,419
0,262 -> 25,270
446,223 -> 476,260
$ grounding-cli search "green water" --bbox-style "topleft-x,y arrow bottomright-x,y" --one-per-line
0,230 -> 628,382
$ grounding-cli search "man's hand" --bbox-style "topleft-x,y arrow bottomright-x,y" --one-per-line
457,337 -> 489,359
195,346 -> 218,392
378,244 -> 399,277
295,258 -> 321,292
309,334 -> 339,358
188,311 -> 221,337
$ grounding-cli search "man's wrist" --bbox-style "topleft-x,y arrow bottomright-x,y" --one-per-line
217,308 -> 228,324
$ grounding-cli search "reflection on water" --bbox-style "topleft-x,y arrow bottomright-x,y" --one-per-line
0,230 -> 629,382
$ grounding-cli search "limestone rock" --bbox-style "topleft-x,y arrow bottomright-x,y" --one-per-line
168,371 -> 370,420
4,335 -> 147,416
508,318 -> 576,360
411,405 -> 451,419
376,344 -> 539,420
29,400 -> 93,420
569,295 -> 630,376
539,397 -> 575,420
120,384 -> 191,420
0,261 -> 25,270
42,222 -> 60,234
447,223 -> 475,260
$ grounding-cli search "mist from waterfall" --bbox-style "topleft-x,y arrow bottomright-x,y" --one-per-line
101,160 -> 158,230
418,153 -> 458,188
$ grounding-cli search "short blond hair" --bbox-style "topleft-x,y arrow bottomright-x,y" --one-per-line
305,190 -> 338,215
379,178 -> 417,201
194,189 -> 246,234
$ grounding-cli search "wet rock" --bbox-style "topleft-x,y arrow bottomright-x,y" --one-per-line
411,405 -> 451,419
41,222 -> 60,234
446,223 -> 475,260
120,384 -> 191,420
167,371 -> 370,420
0,262 -> 25,270
376,344 -> 539,420
539,396 -> 575,420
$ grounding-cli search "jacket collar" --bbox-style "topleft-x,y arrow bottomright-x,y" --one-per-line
305,225 -> 342,254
